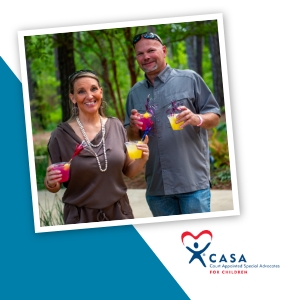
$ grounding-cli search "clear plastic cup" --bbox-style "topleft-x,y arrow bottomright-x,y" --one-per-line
51,162 -> 71,182
125,141 -> 143,159
167,114 -> 184,130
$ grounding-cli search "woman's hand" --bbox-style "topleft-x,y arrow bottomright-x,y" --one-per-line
45,164 -> 61,190
136,135 -> 149,161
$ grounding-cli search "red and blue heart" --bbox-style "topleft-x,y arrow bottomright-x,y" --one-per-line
181,230 -> 213,245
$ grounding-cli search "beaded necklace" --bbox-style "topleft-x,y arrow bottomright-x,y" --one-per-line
76,115 -> 108,172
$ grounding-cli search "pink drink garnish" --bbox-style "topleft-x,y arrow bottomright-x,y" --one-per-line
69,140 -> 87,163
71,142 -> 85,159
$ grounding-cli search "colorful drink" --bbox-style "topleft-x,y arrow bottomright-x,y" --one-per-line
168,114 -> 184,130
52,162 -> 71,183
139,112 -> 153,131
125,141 -> 143,159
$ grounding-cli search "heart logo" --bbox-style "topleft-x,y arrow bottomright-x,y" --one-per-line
181,230 -> 213,245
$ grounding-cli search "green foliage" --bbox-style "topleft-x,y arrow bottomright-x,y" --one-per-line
35,156 -> 48,190
34,144 -> 48,156
209,122 -> 230,169
47,106 -> 62,130
34,144 -> 48,190
27,20 -> 220,128
166,41 -> 188,69
214,168 -> 231,182
210,167 -> 231,188
25,35 -> 54,62
202,42 -> 213,92
209,120 -> 231,188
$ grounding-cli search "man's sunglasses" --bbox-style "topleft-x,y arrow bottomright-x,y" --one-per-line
132,32 -> 163,47
68,69 -> 96,80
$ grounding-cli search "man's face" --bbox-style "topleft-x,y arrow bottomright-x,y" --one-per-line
134,38 -> 167,77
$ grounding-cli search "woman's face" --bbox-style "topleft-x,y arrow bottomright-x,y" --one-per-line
70,77 -> 102,116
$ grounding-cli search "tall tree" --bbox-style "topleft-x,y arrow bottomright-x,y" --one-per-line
54,32 -> 76,121
208,27 -> 224,107
185,35 -> 204,76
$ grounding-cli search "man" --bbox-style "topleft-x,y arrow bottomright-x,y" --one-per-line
124,32 -> 221,216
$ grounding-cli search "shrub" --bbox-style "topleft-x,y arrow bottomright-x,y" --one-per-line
209,122 -> 231,187
34,144 -> 48,190
209,122 -> 230,169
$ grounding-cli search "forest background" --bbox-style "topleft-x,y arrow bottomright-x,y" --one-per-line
23,19 -> 231,190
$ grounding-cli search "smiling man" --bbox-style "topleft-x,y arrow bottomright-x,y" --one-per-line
124,32 -> 221,217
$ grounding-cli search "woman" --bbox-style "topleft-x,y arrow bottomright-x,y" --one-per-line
44,70 -> 149,224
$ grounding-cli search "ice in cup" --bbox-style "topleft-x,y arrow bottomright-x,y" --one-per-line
52,162 -> 71,183
167,114 -> 184,130
125,141 -> 143,159
139,112 -> 153,131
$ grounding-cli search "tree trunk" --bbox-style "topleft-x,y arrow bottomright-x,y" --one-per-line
195,36 -> 203,77
186,35 -> 204,76
208,32 -> 224,108
55,33 -> 76,122
124,28 -> 139,87
186,36 -> 197,72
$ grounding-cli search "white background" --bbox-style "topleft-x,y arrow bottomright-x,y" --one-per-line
1,1 -> 299,298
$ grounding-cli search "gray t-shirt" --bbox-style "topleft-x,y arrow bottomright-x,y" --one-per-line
124,65 -> 221,196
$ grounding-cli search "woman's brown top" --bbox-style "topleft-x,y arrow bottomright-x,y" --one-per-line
47,117 -> 129,210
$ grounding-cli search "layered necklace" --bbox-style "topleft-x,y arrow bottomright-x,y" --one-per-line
76,115 -> 108,172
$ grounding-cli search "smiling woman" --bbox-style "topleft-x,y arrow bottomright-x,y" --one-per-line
44,70 -> 150,224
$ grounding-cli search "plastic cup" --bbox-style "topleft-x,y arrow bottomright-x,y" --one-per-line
125,141 -> 143,159
167,114 -> 184,130
51,162 -> 71,183
139,112 -> 153,131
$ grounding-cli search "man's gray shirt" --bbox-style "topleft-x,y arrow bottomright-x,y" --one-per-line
124,65 -> 221,196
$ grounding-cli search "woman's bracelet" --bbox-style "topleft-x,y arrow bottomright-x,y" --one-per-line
44,178 -> 59,190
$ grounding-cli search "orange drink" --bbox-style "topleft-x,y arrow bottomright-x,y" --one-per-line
168,114 -> 184,130
125,141 -> 143,159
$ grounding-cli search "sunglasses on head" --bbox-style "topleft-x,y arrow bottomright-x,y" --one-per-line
68,70 -> 96,80
132,32 -> 163,47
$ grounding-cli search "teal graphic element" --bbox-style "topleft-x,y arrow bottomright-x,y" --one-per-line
0,57 -> 189,299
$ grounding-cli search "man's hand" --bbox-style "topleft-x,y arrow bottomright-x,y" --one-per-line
130,109 -> 143,130
176,106 -> 220,129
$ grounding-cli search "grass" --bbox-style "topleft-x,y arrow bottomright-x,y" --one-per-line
39,193 -> 64,226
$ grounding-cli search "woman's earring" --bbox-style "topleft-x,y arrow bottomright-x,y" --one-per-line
101,100 -> 107,109
72,103 -> 79,115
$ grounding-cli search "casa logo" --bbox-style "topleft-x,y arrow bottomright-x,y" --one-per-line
181,230 -> 246,268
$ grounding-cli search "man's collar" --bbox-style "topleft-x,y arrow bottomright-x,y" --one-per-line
144,64 -> 171,87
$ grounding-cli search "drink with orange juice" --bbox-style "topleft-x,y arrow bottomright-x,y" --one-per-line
167,114 -> 184,130
125,141 -> 143,159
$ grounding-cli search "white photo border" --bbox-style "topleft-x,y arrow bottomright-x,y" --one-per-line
17,13 -> 239,233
